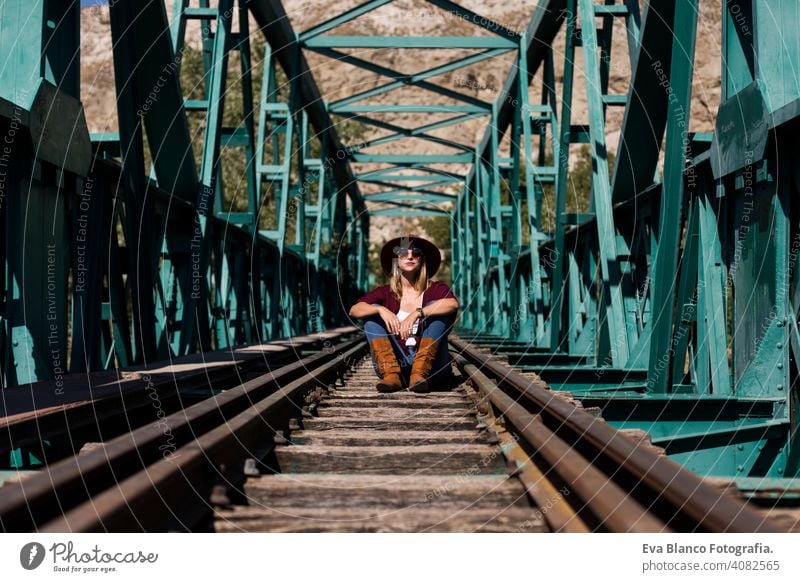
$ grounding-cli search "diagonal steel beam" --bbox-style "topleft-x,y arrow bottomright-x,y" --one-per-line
402,166 -> 466,180
337,113 -> 477,156
382,199 -> 448,209
423,0 -> 521,42
331,48 -> 507,109
365,192 -> 457,203
345,111 -> 486,150
404,111 -> 488,134
310,47 -> 491,109
298,0 -> 394,42
350,131 -> 473,153
366,181 -> 458,196
385,180 -> 458,194
610,2 -> 678,204
372,198 -> 451,211
355,165 -> 465,181
336,112 -> 405,134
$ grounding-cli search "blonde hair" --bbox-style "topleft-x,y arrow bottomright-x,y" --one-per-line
389,256 -> 429,299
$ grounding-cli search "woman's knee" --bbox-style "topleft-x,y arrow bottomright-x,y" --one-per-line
364,317 -> 388,336
421,316 -> 452,338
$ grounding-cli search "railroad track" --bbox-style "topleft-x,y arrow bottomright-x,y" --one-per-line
214,358 -> 543,532
0,333 -> 786,532
0,330 -> 365,531
0,327 -> 358,468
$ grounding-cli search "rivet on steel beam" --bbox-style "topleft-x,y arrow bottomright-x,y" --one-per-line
274,431 -> 289,445
289,418 -> 302,431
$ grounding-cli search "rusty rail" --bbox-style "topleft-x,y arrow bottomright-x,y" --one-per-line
1,330 -> 782,532
0,330 -> 366,531
0,328 -> 357,466
451,337 -> 783,533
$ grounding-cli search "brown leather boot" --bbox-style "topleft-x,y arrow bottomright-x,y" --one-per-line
409,337 -> 439,393
370,337 -> 404,393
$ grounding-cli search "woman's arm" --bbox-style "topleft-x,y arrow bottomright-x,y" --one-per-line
420,297 -> 459,318
349,302 -> 388,319
350,302 -> 401,335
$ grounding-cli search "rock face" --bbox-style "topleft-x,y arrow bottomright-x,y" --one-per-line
78,0 -> 722,249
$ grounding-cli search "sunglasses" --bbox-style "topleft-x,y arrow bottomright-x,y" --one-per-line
395,246 -> 424,259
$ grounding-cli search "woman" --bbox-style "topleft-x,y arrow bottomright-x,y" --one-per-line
349,236 -> 460,393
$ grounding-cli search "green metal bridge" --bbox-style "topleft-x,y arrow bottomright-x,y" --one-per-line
1,0 -> 799,492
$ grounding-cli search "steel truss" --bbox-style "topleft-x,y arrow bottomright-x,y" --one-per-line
1,0 -> 800,482
454,0 -> 800,480
0,1 -> 365,393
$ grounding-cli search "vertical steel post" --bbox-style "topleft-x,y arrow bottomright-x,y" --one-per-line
647,0 -> 698,393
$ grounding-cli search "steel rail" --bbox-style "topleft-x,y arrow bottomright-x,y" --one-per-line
451,337 -> 783,533
457,357 -> 666,532
39,342 -> 368,532
0,328 -> 357,464
0,332 -> 364,532
464,360 -> 587,532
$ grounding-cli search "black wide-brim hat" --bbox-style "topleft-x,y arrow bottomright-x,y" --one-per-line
380,236 -> 442,277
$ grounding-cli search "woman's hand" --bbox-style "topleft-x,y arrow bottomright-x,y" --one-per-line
378,307 -> 401,336
398,312 -> 419,340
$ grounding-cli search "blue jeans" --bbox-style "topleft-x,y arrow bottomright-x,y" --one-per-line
363,306 -> 453,388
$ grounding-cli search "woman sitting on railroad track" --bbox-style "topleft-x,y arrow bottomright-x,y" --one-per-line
348,235 -> 460,393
